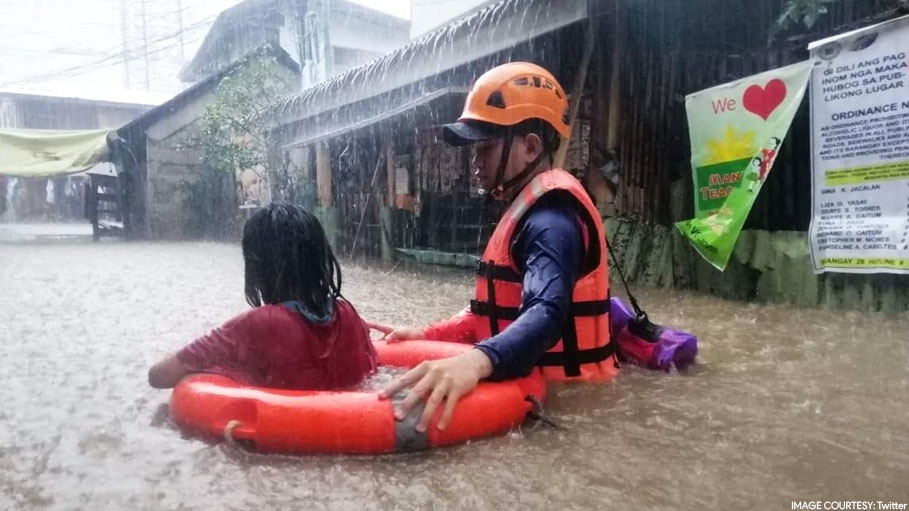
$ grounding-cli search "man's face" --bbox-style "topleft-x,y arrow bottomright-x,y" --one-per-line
471,134 -> 541,195
471,138 -> 506,193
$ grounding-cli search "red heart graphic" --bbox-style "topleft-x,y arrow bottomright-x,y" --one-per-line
742,79 -> 787,121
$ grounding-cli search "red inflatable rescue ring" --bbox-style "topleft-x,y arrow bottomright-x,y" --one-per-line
169,340 -> 547,454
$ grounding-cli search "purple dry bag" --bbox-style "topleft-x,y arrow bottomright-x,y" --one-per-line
609,297 -> 698,371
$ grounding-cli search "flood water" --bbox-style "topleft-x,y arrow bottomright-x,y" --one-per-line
1,239 -> 907,510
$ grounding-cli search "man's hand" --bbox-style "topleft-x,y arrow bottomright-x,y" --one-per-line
364,321 -> 425,343
380,349 -> 493,432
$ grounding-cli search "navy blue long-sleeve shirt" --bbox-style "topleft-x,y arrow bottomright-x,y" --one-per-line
474,193 -> 585,380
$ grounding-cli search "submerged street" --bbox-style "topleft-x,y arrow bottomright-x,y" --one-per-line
1,239 -> 906,510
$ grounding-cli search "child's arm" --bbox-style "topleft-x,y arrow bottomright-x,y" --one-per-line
148,309 -> 257,389
148,352 -> 193,388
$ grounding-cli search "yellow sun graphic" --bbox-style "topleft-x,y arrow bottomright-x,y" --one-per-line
703,125 -> 756,165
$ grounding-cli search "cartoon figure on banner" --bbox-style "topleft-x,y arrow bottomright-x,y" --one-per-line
746,136 -> 782,193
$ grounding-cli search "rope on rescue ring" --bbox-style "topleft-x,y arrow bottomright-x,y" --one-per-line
524,396 -> 566,431
223,420 -> 242,446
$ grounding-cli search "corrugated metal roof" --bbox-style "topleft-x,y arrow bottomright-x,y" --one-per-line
282,86 -> 467,148
273,0 -> 588,127
0,87 -> 168,108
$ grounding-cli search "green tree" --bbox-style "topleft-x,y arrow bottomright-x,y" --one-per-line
182,49 -> 294,239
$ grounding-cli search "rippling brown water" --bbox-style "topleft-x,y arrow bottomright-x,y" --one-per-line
1,240 -> 907,510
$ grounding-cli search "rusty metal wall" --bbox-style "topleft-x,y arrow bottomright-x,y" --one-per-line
590,0 -> 904,229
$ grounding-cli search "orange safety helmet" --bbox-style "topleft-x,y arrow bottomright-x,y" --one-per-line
442,62 -> 570,146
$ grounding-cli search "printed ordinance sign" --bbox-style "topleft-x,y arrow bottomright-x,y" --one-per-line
809,15 -> 909,273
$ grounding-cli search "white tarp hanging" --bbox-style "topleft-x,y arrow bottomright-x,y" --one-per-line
0,128 -> 111,177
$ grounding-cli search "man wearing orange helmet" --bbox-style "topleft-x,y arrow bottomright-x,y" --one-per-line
370,62 -> 615,433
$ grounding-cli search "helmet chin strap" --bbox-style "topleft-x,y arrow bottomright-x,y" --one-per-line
488,134 -> 546,201
486,134 -> 513,201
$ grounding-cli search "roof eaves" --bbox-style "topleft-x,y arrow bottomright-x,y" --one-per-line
274,0 -> 587,126
121,45 -> 297,135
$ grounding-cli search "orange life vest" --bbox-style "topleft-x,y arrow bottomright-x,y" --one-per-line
471,169 -> 618,382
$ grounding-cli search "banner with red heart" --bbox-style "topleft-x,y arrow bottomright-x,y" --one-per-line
742,79 -> 788,121
680,60 -> 813,270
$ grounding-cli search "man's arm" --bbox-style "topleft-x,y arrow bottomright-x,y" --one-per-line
367,307 -> 480,344
422,307 -> 479,344
381,197 -> 585,430
475,198 -> 584,379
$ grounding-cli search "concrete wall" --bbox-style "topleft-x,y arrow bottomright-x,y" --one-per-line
0,97 -> 19,128
142,63 -> 298,239
605,218 -> 909,313
329,16 -> 407,55
143,87 -> 214,239
301,0 -> 409,88
145,124 -> 205,239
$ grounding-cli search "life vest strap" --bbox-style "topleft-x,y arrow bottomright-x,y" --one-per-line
470,299 -> 520,320
560,308 -> 582,376
537,342 -> 615,367
571,299 -> 610,316
475,261 -> 522,283
484,261 -> 501,336
470,299 -> 609,319
470,297 -> 611,377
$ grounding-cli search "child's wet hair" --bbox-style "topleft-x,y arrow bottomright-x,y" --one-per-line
241,202 -> 342,317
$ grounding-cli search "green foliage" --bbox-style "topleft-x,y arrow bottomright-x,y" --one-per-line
769,0 -> 840,43
180,162 -> 237,240
199,53 -> 291,177
180,48 -> 294,239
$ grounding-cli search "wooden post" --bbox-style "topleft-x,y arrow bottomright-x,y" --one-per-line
350,150 -> 384,256
606,3 -> 623,151
316,141 -> 331,208
385,142 -> 395,207
293,145 -> 312,181
381,140 -> 395,260
297,145 -> 314,205
554,19 -> 596,169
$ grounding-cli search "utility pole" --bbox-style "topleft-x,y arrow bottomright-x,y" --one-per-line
119,0 -> 130,88
141,0 -> 150,90
176,0 -> 185,62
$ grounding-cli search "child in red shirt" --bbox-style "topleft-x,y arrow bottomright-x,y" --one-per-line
148,203 -> 376,390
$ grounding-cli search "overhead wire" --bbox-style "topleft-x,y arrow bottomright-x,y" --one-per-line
0,0 -> 217,42
0,14 -> 219,86
0,0 -> 238,86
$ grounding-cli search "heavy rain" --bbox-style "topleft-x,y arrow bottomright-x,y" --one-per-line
1,0 -> 908,510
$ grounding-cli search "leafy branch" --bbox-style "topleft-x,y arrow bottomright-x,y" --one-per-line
769,0 -> 840,43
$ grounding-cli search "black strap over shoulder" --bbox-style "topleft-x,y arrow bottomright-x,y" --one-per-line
483,260 -> 501,336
